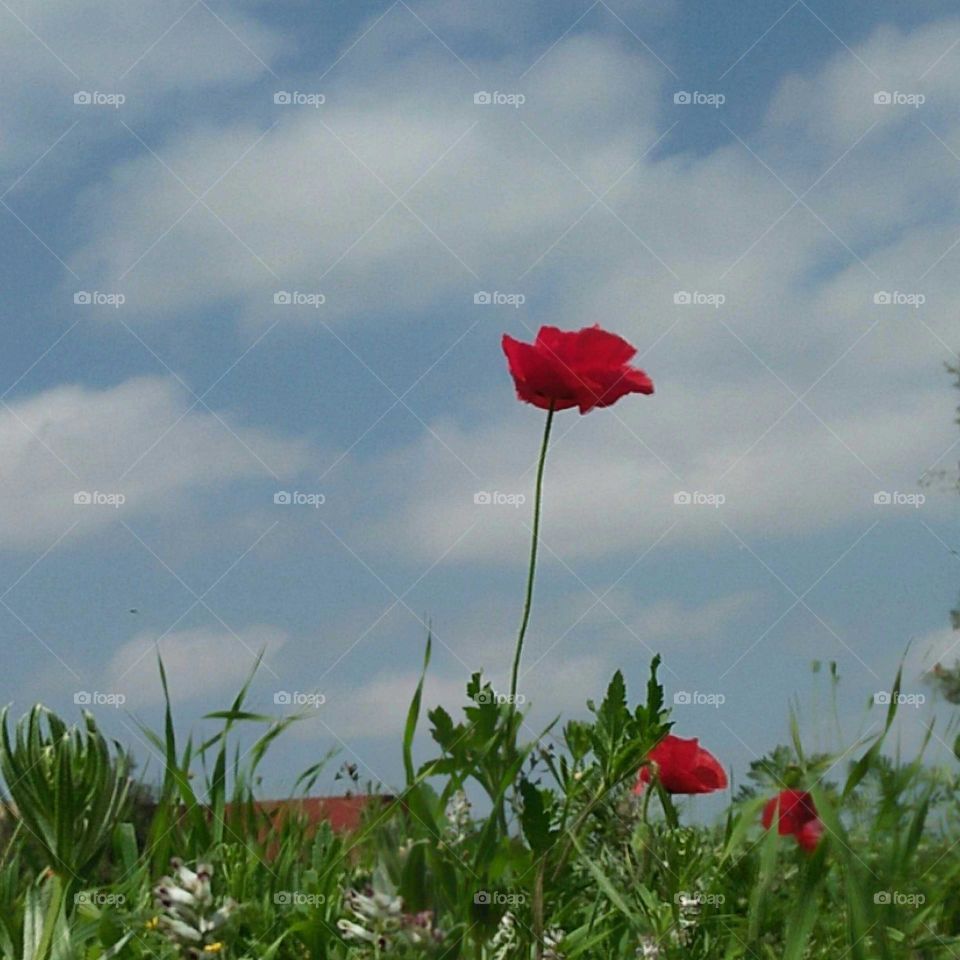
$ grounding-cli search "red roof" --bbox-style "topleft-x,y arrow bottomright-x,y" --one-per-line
246,796 -> 385,833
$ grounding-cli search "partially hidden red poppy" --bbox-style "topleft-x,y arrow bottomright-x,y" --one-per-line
761,790 -> 824,852
502,325 -> 654,414
633,734 -> 728,795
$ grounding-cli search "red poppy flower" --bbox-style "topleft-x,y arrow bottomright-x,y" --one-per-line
633,734 -> 728,795
761,790 -> 824,852
502,325 -> 654,414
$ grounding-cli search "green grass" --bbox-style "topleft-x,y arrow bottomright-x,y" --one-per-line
0,649 -> 958,960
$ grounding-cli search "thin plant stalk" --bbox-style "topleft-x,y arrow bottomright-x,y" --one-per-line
509,403 -> 556,707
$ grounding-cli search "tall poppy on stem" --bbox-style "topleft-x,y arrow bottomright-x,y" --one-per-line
501,325 -> 654,703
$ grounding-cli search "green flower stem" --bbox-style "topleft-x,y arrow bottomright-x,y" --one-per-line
509,404 -> 556,706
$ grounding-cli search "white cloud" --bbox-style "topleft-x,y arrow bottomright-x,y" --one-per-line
10,9 -> 960,755
106,623 -> 288,706
365,379 -> 951,564
384,0 -> 677,52
288,654 -> 610,748
66,33 -> 665,322
63,18 -> 960,410
629,593 -> 757,646
309,670 -> 468,742
287,587 -> 755,750
765,20 -> 960,150
0,0 -> 280,175
0,376 -> 307,550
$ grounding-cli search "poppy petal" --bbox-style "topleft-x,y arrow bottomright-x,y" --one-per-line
504,326 -> 654,414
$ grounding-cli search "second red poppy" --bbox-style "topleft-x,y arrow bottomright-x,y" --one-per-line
634,734 -> 728,795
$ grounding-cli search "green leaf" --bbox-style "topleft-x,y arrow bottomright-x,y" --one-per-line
404,631 -> 432,786
519,779 -> 556,854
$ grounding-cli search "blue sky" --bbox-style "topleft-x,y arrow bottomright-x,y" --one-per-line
2,0 -> 960,801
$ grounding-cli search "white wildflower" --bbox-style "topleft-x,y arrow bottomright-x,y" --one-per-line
543,926 -> 565,959
491,911 -> 517,960
444,789 -> 472,845
637,935 -> 660,958
339,885 -> 443,952
153,859 -> 237,959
